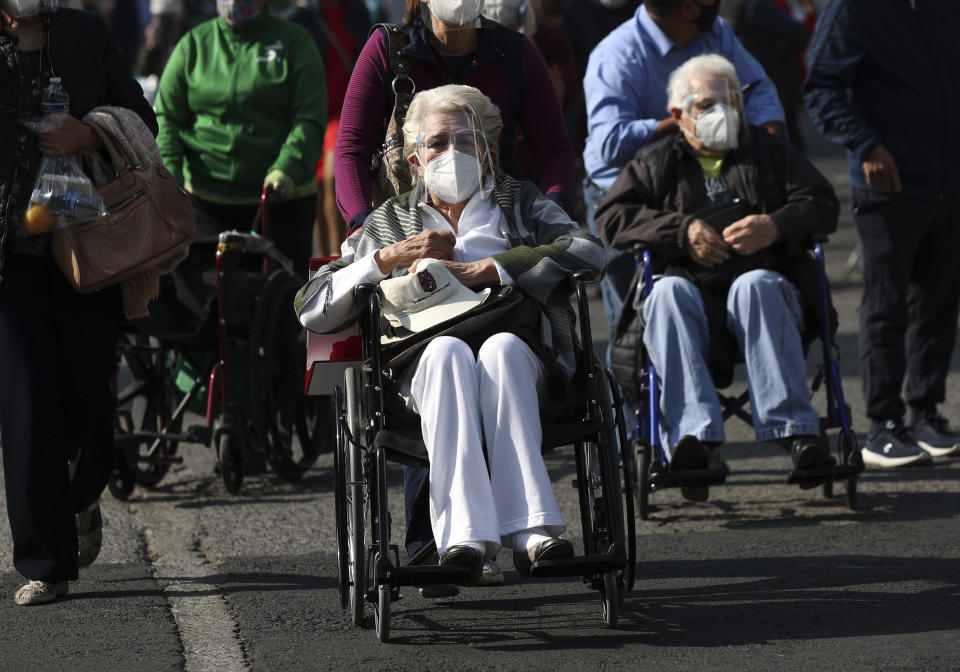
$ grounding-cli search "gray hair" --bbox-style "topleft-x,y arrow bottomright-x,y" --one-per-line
402,84 -> 503,170
666,54 -> 742,112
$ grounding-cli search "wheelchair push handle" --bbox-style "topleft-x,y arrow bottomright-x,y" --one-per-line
259,185 -> 274,240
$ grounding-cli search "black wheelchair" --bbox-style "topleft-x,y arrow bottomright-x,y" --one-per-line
314,272 -> 637,642
628,240 -> 863,519
110,191 -> 327,498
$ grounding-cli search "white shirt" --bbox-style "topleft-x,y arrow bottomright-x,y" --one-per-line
314,185 -> 513,329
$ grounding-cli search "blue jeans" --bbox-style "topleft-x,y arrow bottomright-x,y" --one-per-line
642,270 -> 821,458
583,178 -> 639,432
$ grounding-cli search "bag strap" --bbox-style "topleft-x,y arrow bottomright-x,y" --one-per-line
372,23 -> 415,125
84,122 -> 134,173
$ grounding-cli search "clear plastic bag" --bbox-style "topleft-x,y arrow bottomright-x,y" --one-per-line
24,154 -> 107,234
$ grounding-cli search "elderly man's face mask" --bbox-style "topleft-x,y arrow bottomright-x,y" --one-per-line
416,110 -> 491,205
679,75 -> 741,154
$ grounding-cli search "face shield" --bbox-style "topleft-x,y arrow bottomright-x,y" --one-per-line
421,0 -> 485,33
413,107 -> 495,206
679,74 -> 742,153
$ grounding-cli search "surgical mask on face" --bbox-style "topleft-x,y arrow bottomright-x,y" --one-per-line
217,0 -> 262,27
0,0 -> 43,17
429,0 -> 484,26
423,149 -> 481,204
693,0 -> 720,33
690,102 -> 739,151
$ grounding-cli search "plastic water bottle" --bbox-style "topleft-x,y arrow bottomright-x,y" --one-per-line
41,77 -> 69,118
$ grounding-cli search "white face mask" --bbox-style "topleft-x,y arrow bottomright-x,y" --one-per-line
691,102 -> 740,151
423,148 -> 481,204
429,0 -> 483,26
1,0 -> 43,17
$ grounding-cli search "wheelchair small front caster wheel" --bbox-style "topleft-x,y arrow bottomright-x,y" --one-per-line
600,570 -> 620,627
107,467 -> 136,501
218,431 -> 244,495
374,584 -> 391,643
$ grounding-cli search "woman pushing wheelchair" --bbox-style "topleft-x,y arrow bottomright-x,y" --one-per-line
296,85 -> 605,581
596,55 -> 841,503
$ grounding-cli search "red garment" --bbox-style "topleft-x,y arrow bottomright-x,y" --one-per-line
322,2 -> 356,121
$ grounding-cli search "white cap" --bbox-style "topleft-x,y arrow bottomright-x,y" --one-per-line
379,258 -> 491,333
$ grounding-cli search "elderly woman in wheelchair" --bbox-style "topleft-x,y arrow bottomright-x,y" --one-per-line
296,85 -> 606,582
596,54 -> 844,504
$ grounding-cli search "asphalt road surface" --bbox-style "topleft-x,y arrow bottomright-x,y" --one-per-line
2,119 -> 959,672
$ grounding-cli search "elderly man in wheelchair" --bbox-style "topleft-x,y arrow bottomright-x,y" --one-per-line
596,54 -> 842,503
297,85 -> 607,586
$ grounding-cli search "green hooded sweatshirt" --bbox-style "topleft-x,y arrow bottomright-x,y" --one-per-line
155,13 -> 327,205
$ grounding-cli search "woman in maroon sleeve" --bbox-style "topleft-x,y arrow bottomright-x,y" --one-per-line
334,0 -> 574,234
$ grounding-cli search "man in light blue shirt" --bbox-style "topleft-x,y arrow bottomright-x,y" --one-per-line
582,0 -> 784,386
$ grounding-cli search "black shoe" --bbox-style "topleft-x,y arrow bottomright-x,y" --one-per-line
670,435 -> 711,502
784,435 -> 836,489
512,537 -> 574,577
439,545 -> 483,585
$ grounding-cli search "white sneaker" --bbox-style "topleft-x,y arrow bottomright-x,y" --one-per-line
475,561 -> 504,586
77,502 -> 103,570
14,580 -> 68,606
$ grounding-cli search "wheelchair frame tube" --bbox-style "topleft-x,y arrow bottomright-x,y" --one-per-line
813,243 -> 853,436
640,251 -> 664,464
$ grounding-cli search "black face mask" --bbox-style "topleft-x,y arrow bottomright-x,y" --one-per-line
693,0 -> 720,33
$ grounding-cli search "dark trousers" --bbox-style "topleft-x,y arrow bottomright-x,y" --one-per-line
853,188 -> 960,422
0,254 -> 121,582
403,465 -> 433,559
189,194 -> 315,281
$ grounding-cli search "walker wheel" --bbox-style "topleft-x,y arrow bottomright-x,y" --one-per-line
107,467 -> 136,501
218,431 -> 244,495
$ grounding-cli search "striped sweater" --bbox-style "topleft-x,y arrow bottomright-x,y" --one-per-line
295,176 -> 606,377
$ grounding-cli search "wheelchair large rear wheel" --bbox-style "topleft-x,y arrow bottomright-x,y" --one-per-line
333,387 -> 349,611
343,367 -> 366,627
606,369 -> 637,592
250,271 -> 327,482
116,335 -> 180,489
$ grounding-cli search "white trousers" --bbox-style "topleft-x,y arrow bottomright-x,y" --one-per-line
407,333 -> 566,557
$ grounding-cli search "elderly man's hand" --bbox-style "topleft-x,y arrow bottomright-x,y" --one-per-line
862,144 -> 902,193
408,258 -> 499,288
722,214 -> 781,255
375,229 -> 456,275
687,219 -> 731,267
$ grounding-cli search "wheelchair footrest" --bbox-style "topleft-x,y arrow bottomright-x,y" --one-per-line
650,465 -> 728,490
786,462 -> 862,485
389,564 -> 473,587
529,552 -> 625,578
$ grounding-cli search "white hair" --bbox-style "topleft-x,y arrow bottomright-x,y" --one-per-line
666,54 -> 742,112
402,84 -> 503,168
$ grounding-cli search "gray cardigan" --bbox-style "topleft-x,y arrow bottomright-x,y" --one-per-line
296,176 -> 606,378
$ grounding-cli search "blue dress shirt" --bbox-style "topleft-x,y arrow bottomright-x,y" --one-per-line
583,5 -> 785,192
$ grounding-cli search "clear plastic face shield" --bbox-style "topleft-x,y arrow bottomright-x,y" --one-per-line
678,74 -> 742,154
421,0 -> 485,34
413,107 -> 495,206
